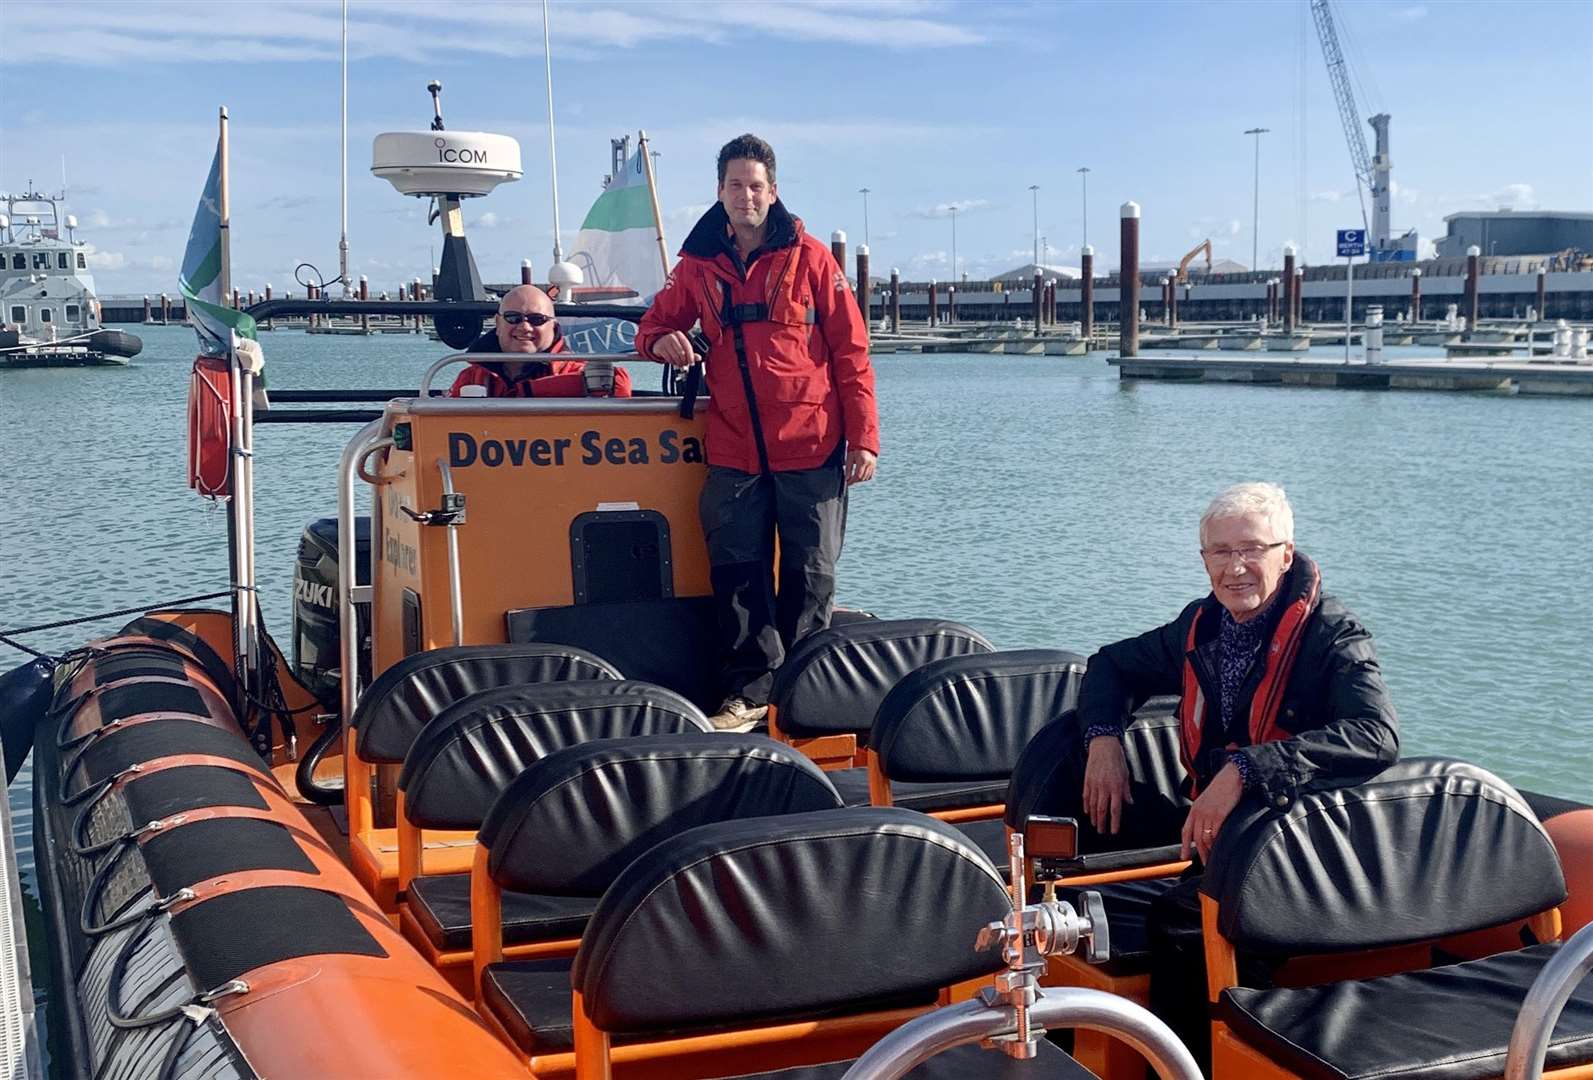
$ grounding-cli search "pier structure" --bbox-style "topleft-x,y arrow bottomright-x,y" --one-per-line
1111,353 -> 1593,396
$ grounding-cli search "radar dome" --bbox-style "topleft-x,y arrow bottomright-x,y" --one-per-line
371,131 -> 523,198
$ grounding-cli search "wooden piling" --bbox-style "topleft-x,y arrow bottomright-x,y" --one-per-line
856,245 -> 871,340
160,293 -> 171,324
142,296 -> 152,324
1080,246 -> 1095,341
1465,246 -> 1480,331
1120,202 -> 1141,357
1282,245 -> 1297,334
890,268 -> 901,334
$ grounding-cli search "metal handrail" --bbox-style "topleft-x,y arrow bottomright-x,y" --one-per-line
338,419 -> 386,725
840,986 -> 1201,1080
417,351 -> 640,397
1504,920 -> 1593,1080
435,457 -> 464,647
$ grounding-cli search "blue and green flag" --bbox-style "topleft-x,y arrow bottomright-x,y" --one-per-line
179,142 -> 257,357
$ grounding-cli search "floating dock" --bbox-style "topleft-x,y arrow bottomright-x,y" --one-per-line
1111,354 -> 1593,396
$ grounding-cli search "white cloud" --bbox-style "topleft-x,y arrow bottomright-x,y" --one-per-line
911,199 -> 991,220
1481,182 -> 1538,210
1390,5 -> 1428,23
477,211 -> 501,229
85,250 -> 126,270
1310,188 -> 1354,204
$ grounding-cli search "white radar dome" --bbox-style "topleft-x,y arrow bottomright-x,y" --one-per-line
371,131 -> 523,198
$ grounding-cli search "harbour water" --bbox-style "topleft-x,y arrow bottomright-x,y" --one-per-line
3,325 -> 1592,1062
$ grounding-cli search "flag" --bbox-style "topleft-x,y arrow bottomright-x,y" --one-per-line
567,143 -> 667,298
559,140 -> 668,356
179,142 -> 256,357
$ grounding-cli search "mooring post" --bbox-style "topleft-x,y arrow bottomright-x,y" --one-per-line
831,230 -> 846,273
890,268 -> 901,333
521,259 -> 533,286
927,279 -> 938,327
1032,270 -> 1044,334
142,296 -> 152,324
263,283 -> 273,330
1282,244 -> 1297,335
1120,201 -> 1141,357
413,278 -> 424,331
1161,277 -> 1172,327
1293,267 -> 1304,328
1168,277 -> 1179,328
856,245 -> 871,338
1410,267 -> 1422,322
1080,245 -> 1095,343
1536,268 -> 1547,321
1465,245 -> 1481,332
160,293 -> 171,324
948,283 -> 957,325
359,275 -> 370,333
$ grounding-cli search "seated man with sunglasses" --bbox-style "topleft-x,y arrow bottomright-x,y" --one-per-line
449,284 -> 633,398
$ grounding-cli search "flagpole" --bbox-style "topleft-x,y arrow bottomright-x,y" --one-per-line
542,0 -> 564,267
338,0 -> 350,295
638,129 -> 671,282
220,105 -> 261,726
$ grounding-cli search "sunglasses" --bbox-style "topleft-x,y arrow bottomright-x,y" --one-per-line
500,311 -> 555,327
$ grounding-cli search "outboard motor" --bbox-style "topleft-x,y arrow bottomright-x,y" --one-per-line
292,516 -> 371,708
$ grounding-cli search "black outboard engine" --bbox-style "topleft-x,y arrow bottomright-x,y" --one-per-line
292,516 -> 371,709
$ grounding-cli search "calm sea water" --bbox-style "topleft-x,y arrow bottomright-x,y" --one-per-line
3,324 -> 1592,1059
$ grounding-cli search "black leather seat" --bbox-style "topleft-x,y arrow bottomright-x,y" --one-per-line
828,768 -> 1009,812
484,808 -> 1030,1071
406,876 -> 594,951
769,618 -> 994,741
1220,943 -> 1593,1080
1204,757 -> 1576,1080
353,642 -> 623,766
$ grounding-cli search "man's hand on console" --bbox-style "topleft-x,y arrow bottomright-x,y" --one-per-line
1083,734 -> 1133,835
1181,761 -> 1244,864
651,331 -> 696,368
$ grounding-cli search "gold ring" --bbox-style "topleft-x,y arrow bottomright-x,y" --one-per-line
1203,826 -> 1213,834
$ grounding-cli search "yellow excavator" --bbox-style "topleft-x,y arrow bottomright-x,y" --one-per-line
1176,239 -> 1212,283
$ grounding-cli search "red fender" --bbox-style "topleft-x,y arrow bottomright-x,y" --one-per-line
188,355 -> 232,498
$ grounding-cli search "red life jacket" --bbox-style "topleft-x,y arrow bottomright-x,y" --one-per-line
1176,558 -> 1322,794
447,335 -> 633,398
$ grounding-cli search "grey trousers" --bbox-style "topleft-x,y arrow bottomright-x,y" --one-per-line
699,454 -> 848,705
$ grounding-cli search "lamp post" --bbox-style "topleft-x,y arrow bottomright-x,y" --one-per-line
1029,184 -> 1039,269
1244,127 -> 1269,272
1077,166 -> 1090,251
950,204 -> 958,284
859,187 -> 871,249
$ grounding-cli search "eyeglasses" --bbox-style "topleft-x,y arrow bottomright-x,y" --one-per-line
1200,542 -> 1286,566
500,311 -> 554,327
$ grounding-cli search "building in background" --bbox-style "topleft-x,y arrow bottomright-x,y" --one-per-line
1435,210 -> 1593,258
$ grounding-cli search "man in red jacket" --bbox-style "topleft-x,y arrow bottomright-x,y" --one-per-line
449,284 -> 632,398
638,134 -> 879,730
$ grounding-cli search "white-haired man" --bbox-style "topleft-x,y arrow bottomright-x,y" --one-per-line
1079,481 -> 1398,861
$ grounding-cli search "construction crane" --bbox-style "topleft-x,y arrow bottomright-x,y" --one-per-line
1176,239 -> 1212,283
1310,0 -> 1398,260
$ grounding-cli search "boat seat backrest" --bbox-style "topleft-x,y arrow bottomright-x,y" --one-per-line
1003,706 -> 1188,834
769,618 -> 994,738
480,734 -> 844,895
1201,756 -> 1566,954
352,643 -> 622,764
570,807 -> 1011,1035
871,649 -> 1086,783
397,680 -> 709,830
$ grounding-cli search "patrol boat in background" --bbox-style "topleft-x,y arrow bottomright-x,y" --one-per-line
0,187 -> 142,368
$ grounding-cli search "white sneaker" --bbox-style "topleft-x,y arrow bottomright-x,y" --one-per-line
708,696 -> 767,733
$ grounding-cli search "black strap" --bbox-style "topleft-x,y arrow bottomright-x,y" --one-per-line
720,281 -> 772,475
678,363 -> 702,419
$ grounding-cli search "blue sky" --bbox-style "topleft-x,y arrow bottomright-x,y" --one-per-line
3,0 -> 1590,296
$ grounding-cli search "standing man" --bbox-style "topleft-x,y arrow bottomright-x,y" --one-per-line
638,134 -> 879,731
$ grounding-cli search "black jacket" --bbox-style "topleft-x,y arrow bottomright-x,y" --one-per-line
1076,554 -> 1398,809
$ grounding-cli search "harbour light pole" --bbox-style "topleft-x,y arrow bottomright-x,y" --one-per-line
1029,184 -> 1039,268
950,204 -> 958,283
859,187 -> 871,249
1244,127 -> 1269,271
1077,166 -> 1090,251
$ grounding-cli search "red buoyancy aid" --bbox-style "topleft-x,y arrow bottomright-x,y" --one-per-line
447,335 -> 633,399
1176,558 -> 1322,794
187,355 -> 232,499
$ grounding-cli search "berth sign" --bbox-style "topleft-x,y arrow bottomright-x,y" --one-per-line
1336,229 -> 1366,257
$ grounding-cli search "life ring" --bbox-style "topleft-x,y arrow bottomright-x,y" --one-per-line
187,355 -> 232,498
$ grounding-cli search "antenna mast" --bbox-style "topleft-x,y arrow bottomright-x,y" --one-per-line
338,0 -> 350,294
542,0 -> 564,266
